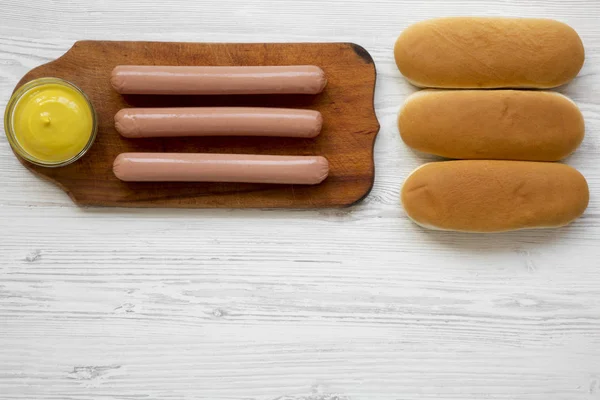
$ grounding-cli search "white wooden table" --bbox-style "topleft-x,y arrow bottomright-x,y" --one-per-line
1,1 -> 600,399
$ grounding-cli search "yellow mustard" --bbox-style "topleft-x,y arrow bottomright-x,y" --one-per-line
5,78 -> 96,166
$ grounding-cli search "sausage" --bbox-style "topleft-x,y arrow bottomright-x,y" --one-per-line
115,107 -> 323,138
110,65 -> 327,95
113,153 -> 330,184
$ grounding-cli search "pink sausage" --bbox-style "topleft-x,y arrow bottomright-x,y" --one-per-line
115,107 -> 323,138
113,153 -> 329,184
110,65 -> 327,95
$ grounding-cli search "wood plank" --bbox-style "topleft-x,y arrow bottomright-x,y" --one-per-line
1,1 -> 600,399
11,41 -> 379,208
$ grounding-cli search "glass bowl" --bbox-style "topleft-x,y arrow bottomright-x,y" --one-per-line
4,77 -> 97,167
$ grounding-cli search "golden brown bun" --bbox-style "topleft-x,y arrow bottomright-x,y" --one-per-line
401,161 -> 589,232
399,90 -> 584,161
394,17 -> 584,88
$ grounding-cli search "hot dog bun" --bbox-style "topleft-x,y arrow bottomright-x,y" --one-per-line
394,17 -> 584,88
401,161 -> 589,232
399,90 -> 585,161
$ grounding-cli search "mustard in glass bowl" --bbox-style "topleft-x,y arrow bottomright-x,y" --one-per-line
4,77 -> 97,167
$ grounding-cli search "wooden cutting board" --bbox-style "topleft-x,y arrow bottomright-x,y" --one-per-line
11,41 -> 379,208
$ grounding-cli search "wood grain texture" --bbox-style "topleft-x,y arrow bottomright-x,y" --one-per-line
1,0 -> 600,399
12,41 -> 378,208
